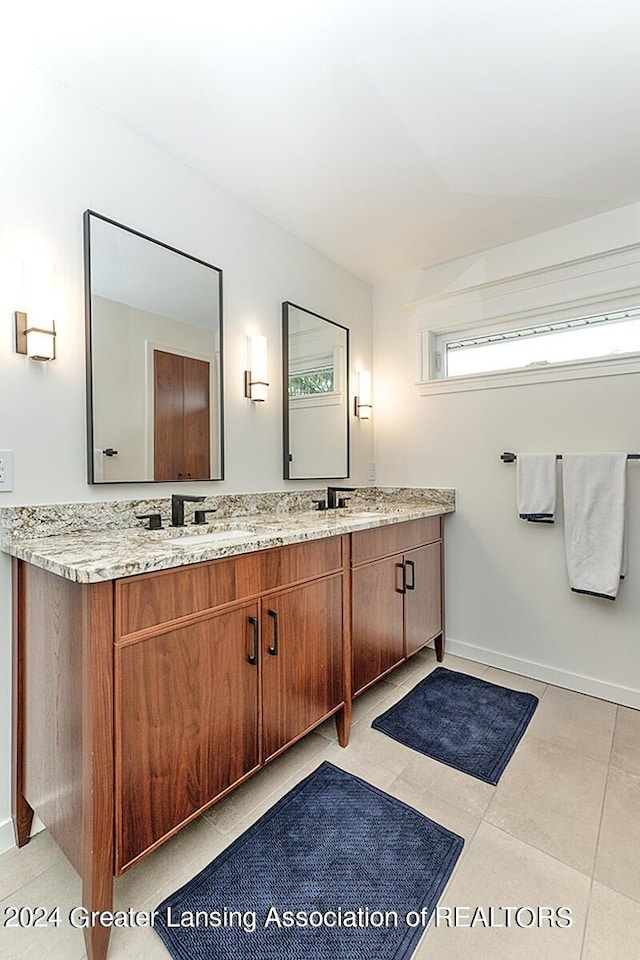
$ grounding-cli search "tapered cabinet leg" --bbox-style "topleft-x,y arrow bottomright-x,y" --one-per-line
12,559 -> 34,847
82,864 -> 113,960
435,633 -> 444,662
336,701 -> 352,747
81,580 -> 115,960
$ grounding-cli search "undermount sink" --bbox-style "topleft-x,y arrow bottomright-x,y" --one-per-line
167,529 -> 254,548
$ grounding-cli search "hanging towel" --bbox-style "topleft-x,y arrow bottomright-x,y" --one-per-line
517,453 -> 557,522
93,449 -> 105,482
563,453 -> 627,600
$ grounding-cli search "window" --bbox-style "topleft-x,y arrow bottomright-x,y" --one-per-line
288,354 -> 335,398
435,306 -> 640,379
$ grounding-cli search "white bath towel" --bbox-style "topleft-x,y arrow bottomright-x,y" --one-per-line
93,449 -> 105,482
517,453 -> 557,522
563,453 -> 628,600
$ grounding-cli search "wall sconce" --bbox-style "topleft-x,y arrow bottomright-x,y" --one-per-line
354,369 -> 372,419
244,335 -> 269,401
14,311 -> 56,361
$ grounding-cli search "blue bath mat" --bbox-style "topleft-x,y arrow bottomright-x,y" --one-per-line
372,667 -> 538,785
155,761 -> 463,960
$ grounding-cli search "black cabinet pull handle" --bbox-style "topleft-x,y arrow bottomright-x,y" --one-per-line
267,609 -> 279,655
396,562 -> 406,594
405,559 -> 416,590
247,616 -> 259,665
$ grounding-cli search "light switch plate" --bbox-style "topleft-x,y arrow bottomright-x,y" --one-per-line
0,450 -> 14,491
367,461 -> 376,482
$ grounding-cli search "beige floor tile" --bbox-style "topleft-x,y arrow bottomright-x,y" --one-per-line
320,741 -> 398,790
594,766 -> 640,903
351,679 -> 396,722
438,653 -> 491,678
0,829 -> 62,900
611,706 -> 640,777
526,686 -> 616,763
202,732 -> 328,832
582,881 -> 640,960
482,666 -> 548,698
99,922 -> 171,960
337,722 -> 420,775
114,814 -> 225,910
387,775 -> 481,842
0,855 -> 86,960
399,752 -> 495,819
485,736 -> 607,874
384,654 -> 438,687
413,823 -> 590,960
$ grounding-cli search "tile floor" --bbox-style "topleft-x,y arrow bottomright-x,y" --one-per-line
1,650 -> 639,960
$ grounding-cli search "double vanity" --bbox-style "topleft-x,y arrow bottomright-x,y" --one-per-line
2,485 -> 453,960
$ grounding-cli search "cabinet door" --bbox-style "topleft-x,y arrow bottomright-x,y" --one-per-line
262,575 -> 343,761
404,541 -> 442,657
116,603 -> 260,870
352,556 -> 405,695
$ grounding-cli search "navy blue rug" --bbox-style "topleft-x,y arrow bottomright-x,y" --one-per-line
155,761 -> 463,960
372,667 -> 538,785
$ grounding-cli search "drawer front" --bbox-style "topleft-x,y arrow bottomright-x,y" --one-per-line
117,536 -> 343,638
235,537 -> 342,599
351,517 -> 441,567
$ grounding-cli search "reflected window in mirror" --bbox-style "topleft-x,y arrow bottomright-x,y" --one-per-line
282,302 -> 350,480
84,211 -> 224,483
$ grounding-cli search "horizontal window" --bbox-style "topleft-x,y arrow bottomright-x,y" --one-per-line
288,355 -> 335,398
435,306 -> 640,379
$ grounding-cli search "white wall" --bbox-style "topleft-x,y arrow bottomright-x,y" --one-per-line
374,202 -> 640,709
0,60 -> 373,851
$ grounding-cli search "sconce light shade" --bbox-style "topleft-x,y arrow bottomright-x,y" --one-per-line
244,334 -> 269,401
354,369 -> 372,419
14,311 -> 56,361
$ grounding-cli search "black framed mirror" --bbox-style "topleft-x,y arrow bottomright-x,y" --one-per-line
282,301 -> 350,480
84,211 -> 224,483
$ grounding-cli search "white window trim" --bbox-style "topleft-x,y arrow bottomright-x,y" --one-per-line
414,253 -> 640,395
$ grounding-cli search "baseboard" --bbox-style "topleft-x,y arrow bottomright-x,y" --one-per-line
0,816 -> 15,856
446,638 -> 640,709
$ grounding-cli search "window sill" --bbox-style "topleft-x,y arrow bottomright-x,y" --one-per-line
417,354 -> 640,396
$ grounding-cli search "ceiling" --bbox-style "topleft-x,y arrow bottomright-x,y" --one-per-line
8,0 -> 640,283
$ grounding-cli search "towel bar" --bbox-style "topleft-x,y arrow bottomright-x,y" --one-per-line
501,451 -> 640,463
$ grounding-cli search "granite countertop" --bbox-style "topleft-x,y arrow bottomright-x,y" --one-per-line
1,490 -> 454,583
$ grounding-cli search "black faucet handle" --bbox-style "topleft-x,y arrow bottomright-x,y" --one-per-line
193,508 -> 218,525
337,496 -> 352,508
136,513 -> 163,530
312,499 -> 328,511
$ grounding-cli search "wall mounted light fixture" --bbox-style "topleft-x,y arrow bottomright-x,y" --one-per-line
244,334 -> 269,401
354,369 -> 372,419
14,311 -> 56,361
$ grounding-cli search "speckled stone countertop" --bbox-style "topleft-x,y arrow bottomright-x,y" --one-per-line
0,487 -> 455,583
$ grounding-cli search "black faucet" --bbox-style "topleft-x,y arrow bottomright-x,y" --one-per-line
171,494 -> 205,527
326,486 -> 356,509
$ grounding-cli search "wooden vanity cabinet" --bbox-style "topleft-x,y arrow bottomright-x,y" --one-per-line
116,602 -> 261,870
12,534 -> 351,960
351,517 -> 444,695
261,575 -> 344,760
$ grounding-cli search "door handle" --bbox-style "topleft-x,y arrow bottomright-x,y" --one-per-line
405,559 -> 416,590
396,562 -> 406,594
267,609 -> 279,655
247,616 -> 259,665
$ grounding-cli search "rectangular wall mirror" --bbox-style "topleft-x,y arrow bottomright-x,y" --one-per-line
84,211 -> 224,483
282,301 -> 349,480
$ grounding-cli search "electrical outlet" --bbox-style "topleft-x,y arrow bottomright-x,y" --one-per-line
367,461 -> 376,483
0,450 -> 14,492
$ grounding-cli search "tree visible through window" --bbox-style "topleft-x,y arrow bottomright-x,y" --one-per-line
288,356 -> 335,397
